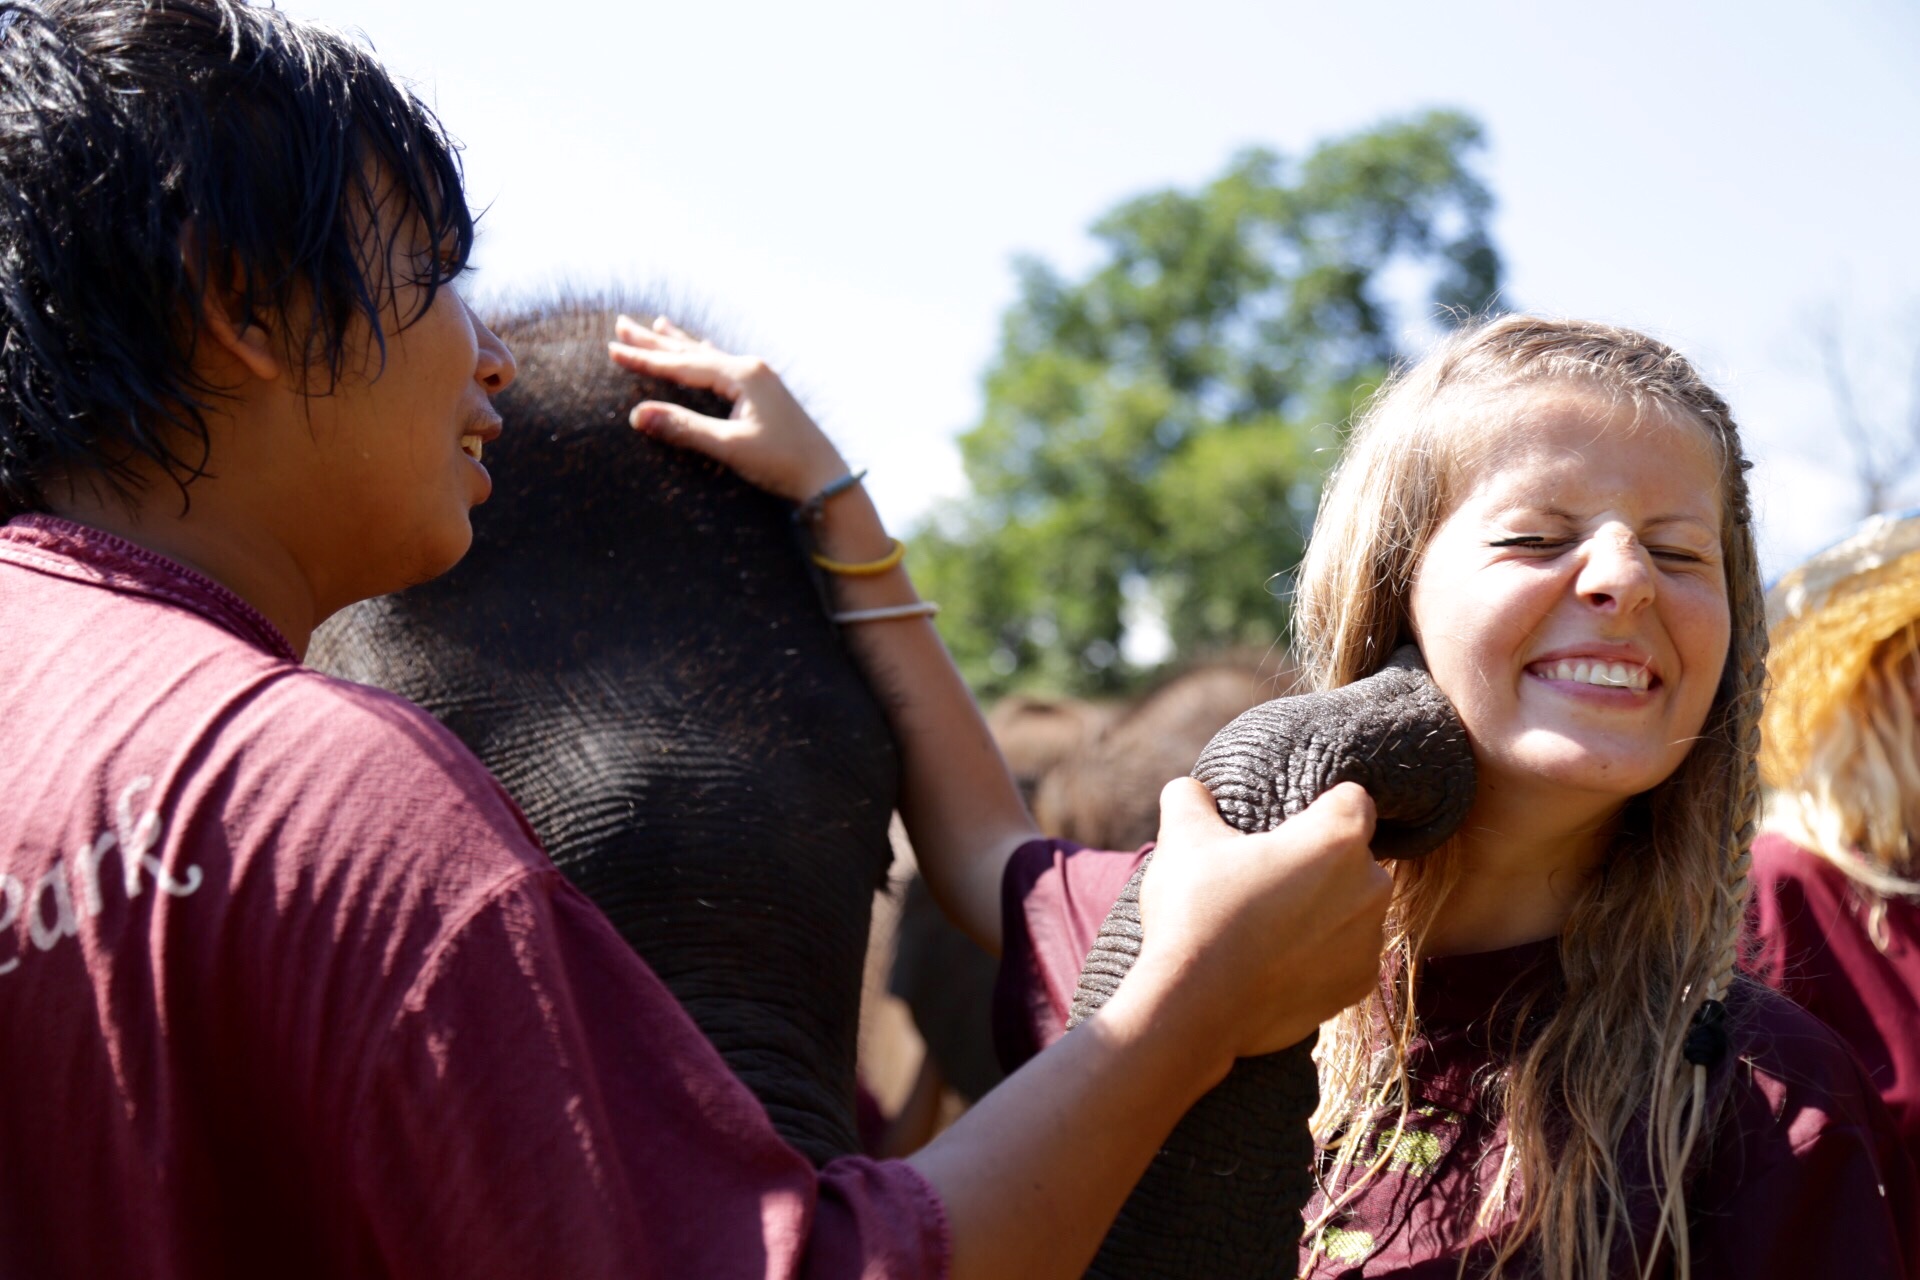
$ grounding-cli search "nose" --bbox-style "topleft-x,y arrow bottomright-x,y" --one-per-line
1575,525 -> 1654,616
472,306 -> 517,396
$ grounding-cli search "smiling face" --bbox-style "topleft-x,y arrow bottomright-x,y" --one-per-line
283,220 -> 517,606
1407,386 -> 1731,813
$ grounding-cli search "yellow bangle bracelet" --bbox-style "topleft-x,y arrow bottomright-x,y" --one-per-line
811,538 -> 907,577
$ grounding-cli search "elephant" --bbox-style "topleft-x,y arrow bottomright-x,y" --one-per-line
988,693 -> 1115,809
309,299 -> 898,1166
1068,645 -> 1477,1278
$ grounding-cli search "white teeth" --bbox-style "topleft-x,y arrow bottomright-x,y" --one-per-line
1543,659 -> 1649,691
460,434 -> 484,462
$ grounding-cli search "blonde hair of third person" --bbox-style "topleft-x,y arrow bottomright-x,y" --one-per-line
1761,512 -> 1920,948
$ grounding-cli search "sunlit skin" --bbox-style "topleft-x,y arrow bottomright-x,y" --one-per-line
50,225 -> 515,657
1408,388 -> 1731,956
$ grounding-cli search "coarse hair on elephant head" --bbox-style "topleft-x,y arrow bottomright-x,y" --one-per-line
1032,655 -> 1291,851
310,295 -> 899,1165
1295,314 -> 1766,1280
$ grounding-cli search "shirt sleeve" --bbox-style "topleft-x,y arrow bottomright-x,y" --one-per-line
991,837 -> 1150,1074
1690,992 -> 1920,1279
1690,1117 -> 1917,1278
1746,834 -> 1842,1011
1744,837 -> 1910,1099
346,868 -> 950,1280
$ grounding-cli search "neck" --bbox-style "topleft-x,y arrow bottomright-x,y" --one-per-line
1417,778 -> 1622,959
49,472 -> 321,659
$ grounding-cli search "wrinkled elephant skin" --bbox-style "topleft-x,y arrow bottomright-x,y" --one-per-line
311,305 -> 899,1166
1067,645 -> 1474,1277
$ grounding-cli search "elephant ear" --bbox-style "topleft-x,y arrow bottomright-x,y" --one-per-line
1065,644 -> 1473,1279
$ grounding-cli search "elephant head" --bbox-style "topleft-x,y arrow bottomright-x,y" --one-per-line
310,300 -> 898,1165
1067,645 -> 1474,1277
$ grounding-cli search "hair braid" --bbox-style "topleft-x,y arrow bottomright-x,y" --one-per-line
1681,375 -> 1765,1022
1645,400 -> 1767,1277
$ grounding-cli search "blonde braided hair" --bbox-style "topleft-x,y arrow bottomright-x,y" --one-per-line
1294,314 -> 1767,1280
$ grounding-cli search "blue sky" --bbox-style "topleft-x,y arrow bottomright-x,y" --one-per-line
290,0 -> 1920,577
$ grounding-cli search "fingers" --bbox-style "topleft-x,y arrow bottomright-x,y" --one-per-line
1129,775 -> 1395,1059
608,340 -> 740,395
1154,777 -> 1229,845
609,316 -> 839,502
1292,781 -> 1377,849
1158,776 -> 1376,856
1284,783 -> 1389,922
629,400 -> 738,452
614,313 -> 706,350
610,313 -> 746,398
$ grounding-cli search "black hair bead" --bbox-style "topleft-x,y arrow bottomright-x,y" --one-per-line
1682,997 -> 1729,1067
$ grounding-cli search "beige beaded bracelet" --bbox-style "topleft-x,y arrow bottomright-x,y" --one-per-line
830,602 -> 940,625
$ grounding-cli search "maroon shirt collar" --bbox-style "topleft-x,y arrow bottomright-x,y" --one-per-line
1409,937 -> 1564,1111
0,513 -> 298,663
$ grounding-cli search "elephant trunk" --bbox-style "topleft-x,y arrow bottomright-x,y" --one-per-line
1067,644 -> 1474,1278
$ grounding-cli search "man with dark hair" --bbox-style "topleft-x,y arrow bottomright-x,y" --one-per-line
0,3 -> 1390,1277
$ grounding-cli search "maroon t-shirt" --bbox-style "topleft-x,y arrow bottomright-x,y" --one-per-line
1749,831 -> 1920,1157
0,515 -> 948,1279
997,838 -> 1919,1277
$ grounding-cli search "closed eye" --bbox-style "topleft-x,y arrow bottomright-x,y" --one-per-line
1487,536 -> 1564,549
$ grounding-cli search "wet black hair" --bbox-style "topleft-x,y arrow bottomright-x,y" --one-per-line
0,0 -> 475,517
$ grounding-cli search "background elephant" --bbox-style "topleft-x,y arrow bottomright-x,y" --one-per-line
1032,655 -> 1291,850
311,299 -> 898,1166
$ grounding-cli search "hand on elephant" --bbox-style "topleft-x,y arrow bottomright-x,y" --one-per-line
612,315 -> 1036,965
1133,777 -> 1391,1064
608,315 -> 850,504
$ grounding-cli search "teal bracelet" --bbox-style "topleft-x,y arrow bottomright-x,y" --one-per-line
793,469 -> 868,525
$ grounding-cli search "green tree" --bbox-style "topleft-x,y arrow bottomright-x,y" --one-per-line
915,109 -> 1503,696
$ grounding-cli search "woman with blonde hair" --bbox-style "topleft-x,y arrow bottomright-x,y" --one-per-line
1750,509 -> 1920,1155
1281,316 -> 1919,1277
988,315 -> 1917,1276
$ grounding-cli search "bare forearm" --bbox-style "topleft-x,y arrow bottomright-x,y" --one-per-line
905,962 -> 1231,1280
806,485 -> 1035,953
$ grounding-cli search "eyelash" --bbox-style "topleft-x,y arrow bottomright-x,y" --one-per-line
1487,536 -> 1704,563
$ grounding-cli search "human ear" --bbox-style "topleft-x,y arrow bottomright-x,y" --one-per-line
177,223 -> 282,383
196,287 -> 282,384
